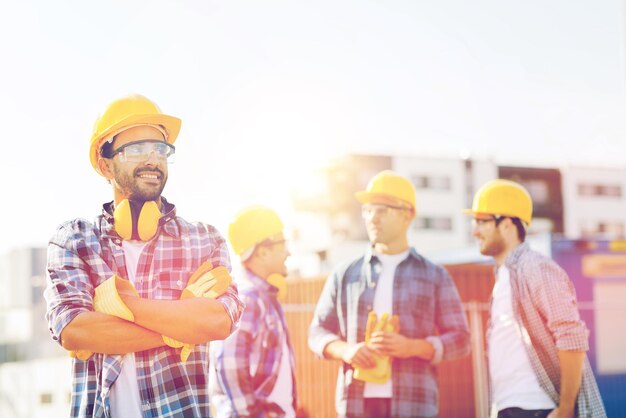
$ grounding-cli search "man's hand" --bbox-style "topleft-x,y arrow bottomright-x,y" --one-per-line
547,406 -> 575,418
369,332 -> 435,360
162,261 -> 232,361
341,342 -> 378,369
368,331 -> 414,359
69,276 -> 139,360
94,275 -> 139,322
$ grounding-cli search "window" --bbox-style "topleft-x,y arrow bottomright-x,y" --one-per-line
412,175 -> 451,191
414,217 -> 453,231
580,221 -> 624,239
578,183 -> 622,198
522,180 -> 550,204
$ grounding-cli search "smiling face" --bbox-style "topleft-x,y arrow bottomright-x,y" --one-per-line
99,125 -> 169,203
471,214 -> 506,258
258,233 -> 290,277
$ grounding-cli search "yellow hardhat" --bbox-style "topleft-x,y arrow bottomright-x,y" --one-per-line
89,94 -> 182,175
228,206 -> 284,256
464,179 -> 533,225
355,170 -> 416,210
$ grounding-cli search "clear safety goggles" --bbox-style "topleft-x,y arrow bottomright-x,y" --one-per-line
361,203 -> 411,218
103,140 -> 175,163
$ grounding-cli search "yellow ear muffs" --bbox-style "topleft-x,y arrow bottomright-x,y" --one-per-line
267,273 -> 287,302
113,199 -> 161,241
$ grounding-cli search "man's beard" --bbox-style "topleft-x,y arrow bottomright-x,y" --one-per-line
115,166 -> 167,202
480,233 -> 506,257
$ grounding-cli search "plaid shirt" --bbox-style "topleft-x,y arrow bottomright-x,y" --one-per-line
44,199 -> 244,418
209,270 -> 297,417
308,247 -> 470,418
501,243 -> 606,418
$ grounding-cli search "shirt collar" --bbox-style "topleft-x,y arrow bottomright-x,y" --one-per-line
504,242 -> 530,268
364,245 -> 420,264
244,269 -> 279,296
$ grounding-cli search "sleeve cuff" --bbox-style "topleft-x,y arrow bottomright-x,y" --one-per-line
426,336 -> 444,364
311,334 -> 341,359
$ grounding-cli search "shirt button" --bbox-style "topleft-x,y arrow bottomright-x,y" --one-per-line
177,280 -> 182,287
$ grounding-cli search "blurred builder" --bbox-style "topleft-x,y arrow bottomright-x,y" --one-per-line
466,179 -> 606,418
309,170 -> 470,418
210,206 -> 297,417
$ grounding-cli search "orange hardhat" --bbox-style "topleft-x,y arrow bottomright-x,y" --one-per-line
89,94 -> 181,175
355,170 -> 416,211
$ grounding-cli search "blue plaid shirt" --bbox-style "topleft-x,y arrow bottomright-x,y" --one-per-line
209,270 -> 297,417
44,199 -> 244,418
309,247 -> 470,418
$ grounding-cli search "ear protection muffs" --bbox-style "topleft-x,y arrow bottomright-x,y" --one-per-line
102,198 -> 176,242
267,273 -> 287,302
113,199 -> 161,241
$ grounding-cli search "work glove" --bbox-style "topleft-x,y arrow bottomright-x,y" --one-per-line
161,261 -> 232,361
93,275 -> 139,321
69,350 -> 94,361
353,311 -> 400,384
69,275 -> 139,360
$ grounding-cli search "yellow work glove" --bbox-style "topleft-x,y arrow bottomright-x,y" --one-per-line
93,275 -> 139,321
69,350 -> 94,361
353,312 -> 400,384
161,261 -> 232,361
69,275 -> 139,360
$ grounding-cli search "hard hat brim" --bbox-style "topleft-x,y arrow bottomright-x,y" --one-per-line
90,113 -> 181,175
463,208 -> 532,225
355,191 -> 413,209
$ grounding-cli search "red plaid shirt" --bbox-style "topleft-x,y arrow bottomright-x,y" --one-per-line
502,243 -> 606,417
44,199 -> 244,417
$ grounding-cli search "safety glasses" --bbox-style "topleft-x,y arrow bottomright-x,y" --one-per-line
102,140 -> 175,163
361,204 -> 410,218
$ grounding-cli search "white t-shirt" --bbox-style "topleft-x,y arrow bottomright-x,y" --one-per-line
109,240 -> 147,418
266,336 -> 295,417
363,249 -> 409,399
488,265 -> 556,412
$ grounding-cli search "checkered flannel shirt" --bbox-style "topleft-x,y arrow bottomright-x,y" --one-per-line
503,243 -> 606,418
309,247 -> 470,418
44,200 -> 244,417
210,270 -> 297,417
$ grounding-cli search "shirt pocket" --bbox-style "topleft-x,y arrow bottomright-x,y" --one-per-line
153,271 -> 187,300
403,279 -> 435,338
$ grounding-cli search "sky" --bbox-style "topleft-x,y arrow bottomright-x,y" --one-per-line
1,0 -> 625,256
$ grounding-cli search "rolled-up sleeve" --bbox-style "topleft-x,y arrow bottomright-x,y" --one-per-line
308,271 -> 342,358
44,225 -> 95,345
207,229 -> 244,333
531,260 -> 589,352
433,268 -> 471,362
216,284 -> 245,334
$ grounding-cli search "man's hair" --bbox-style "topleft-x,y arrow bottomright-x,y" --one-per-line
100,138 -> 115,158
511,217 -> 527,242
495,216 -> 527,242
